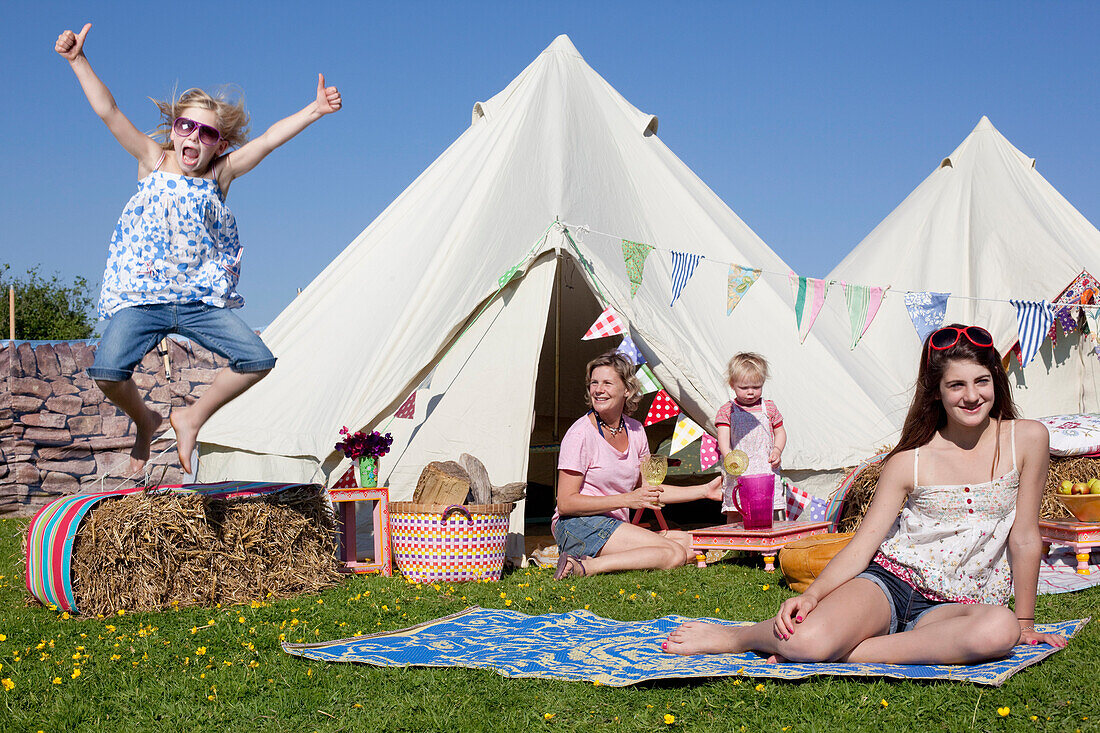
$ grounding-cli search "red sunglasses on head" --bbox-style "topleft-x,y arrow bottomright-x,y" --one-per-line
173,116 -> 223,146
927,325 -> 994,362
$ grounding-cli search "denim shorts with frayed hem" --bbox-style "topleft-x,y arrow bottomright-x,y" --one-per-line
88,302 -> 276,382
553,514 -> 622,558
856,560 -> 946,634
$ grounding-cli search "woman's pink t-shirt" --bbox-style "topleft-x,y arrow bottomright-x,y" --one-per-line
552,414 -> 649,528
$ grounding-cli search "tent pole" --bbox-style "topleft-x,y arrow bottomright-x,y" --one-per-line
553,249 -> 563,498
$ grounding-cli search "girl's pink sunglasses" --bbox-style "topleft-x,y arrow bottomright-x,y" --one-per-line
927,325 -> 994,362
173,116 -> 223,146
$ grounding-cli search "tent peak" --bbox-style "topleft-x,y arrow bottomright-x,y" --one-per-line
973,115 -> 996,133
544,34 -> 582,57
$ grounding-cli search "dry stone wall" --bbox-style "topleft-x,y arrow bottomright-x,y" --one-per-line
0,338 -> 228,515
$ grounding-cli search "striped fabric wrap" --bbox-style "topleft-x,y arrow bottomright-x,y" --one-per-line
823,453 -> 889,530
24,481 -> 320,613
389,503 -> 512,583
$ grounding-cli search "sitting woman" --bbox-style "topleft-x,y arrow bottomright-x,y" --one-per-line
553,351 -> 722,580
663,325 -> 1067,662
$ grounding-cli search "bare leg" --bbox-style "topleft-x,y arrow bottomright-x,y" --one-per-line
95,379 -> 164,475
578,522 -> 693,576
665,577 -> 891,659
842,603 -> 1020,664
170,367 -> 270,473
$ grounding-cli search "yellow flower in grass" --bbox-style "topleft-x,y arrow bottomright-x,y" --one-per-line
0,633 -> 6,641
755,683 -> 765,692
664,714 -> 676,724
52,677 -> 62,685
71,669 -> 81,679
762,585 -> 770,591
543,713 -> 555,720
195,647 -> 206,656
60,612 -> 70,620
997,707 -> 1010,717
1,678 -> 13,691
880,699 -> 888,708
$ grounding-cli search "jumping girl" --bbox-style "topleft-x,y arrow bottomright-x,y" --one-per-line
665,324 -> 1067,662
56,23 -> 342,476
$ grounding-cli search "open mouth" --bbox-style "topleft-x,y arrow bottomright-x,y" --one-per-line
181,145 -> 200,167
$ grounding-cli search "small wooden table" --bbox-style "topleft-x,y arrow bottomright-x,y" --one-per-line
330,486 -> 392,576
1039,519 -> 1100,575
690,520 -> 832,571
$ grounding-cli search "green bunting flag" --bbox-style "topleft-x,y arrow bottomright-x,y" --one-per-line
622,239 -> 654,298
636,364 -> 662,394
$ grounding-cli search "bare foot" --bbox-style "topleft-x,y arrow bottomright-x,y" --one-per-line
129,408 -> 164,475
663,621 -> 748,656
169,407 -> 200,475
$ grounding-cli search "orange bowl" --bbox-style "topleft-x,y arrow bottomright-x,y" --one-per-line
1058,493 -> 1100,522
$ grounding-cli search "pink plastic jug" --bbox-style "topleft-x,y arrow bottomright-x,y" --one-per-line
731,473 -> 775,530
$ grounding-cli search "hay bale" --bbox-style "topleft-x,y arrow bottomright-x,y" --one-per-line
69,486 -> 341,616
833,452 -> 1086,532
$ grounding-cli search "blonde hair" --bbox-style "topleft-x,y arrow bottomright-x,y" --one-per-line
726,352 -> 769,386
150,86 -> 251,151
584,351 -> 643,415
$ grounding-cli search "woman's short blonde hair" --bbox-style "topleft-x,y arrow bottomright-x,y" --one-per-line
726,352 -> 769,386
151,86 -> 250,151
584,351 -> 643,415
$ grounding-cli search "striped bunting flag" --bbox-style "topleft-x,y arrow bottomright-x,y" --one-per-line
1010,299 -> 1054,367
788,273 -> 831,343
636,364 -> 662,394
669,251 -> 703,307
842,283 -> 888,349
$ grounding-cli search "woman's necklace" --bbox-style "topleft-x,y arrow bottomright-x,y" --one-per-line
594,411 -> 626,437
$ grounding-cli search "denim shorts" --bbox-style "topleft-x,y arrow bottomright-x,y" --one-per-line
857,561 -> 945,634
88,302 -> 276,381
553,514 -> 623,558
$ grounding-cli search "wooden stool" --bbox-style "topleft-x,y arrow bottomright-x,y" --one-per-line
330,487 -> 392,575
690,520 -> 831,571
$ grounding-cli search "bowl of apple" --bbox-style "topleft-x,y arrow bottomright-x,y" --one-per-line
1056,479 -> 1100,522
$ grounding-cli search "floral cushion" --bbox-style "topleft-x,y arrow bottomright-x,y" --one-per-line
1036,414 -> 1100,457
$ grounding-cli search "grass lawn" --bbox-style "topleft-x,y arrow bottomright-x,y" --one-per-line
0,516 -> 1096,732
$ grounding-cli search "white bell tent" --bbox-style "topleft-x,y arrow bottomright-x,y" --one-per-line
828,116 -> 1100,418
193,35 -> 906,539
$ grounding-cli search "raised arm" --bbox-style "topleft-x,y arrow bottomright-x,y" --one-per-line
56,24 -> 161,171
1008,420 -> 1066,647
219,73 -> 342,186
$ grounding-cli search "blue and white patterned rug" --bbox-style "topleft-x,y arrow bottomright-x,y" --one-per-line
282,607 -> 1086,687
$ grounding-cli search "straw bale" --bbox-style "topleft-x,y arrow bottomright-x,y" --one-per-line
68,486 -> 341,616
833,453 -> 1088,532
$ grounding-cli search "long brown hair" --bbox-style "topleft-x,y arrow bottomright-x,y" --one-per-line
887,324 -> 1019,461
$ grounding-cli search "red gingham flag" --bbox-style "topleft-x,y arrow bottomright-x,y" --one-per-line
395,392 -> 416,419
582,306 -> 625,340
699,434 -> 719,470
332,466 -> 357,488
644,390 -> 678,426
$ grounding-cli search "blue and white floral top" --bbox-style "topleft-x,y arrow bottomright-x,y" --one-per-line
98,156 -> 244,319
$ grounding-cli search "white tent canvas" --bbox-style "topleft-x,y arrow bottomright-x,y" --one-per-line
829,116 -> 1100,419
193,36 -> 906,542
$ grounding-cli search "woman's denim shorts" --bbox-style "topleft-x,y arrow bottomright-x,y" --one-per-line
88,302 -> 276,381
856,561 -> 946,634
553,514 -> 622,558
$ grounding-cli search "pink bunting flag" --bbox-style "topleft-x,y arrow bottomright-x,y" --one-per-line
842,282 -> 888,349
789,272 -> 831,343
582,306 -> 625,340
699,434 -> 719,470
331,466 -> 357,489
644,390 -> 679,426
395,392 -> 416,419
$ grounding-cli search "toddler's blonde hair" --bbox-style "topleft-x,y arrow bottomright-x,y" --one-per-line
726,352 -> 769,386
151,86 -> 250,151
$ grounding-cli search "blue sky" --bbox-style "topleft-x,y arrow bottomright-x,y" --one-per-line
4,2 -> 1099,328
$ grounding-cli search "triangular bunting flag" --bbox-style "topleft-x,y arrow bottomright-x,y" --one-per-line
616,335 -> 644,364
903,291 -> 949,344
788,273 -> 830,343
671,413 -> 704,454
644,390 -> 678,426
669,251 -> 703,307
1052,269 -> 1100,335
699,434 -> 719,470
582,306 -> 625,340
395,392 -> 416,419
622,239 -> 654,298
842,282 -> 888,349
331,466 -> 357,489
636,364 -> 661,394
1010,299 -> 1054,367
727,264 -> 761,315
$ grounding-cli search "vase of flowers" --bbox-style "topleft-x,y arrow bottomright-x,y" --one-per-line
335,426 -> 393,488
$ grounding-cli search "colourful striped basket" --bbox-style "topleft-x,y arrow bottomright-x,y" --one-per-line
389,502 -> 513,583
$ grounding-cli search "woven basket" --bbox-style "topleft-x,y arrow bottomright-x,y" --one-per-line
389,502 -> 513,583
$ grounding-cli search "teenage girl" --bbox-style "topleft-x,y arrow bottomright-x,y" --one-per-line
57,23 -> 342,475
665,325 -> 1067,662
